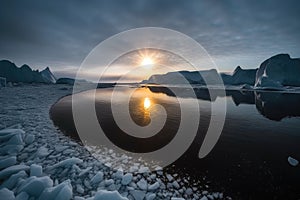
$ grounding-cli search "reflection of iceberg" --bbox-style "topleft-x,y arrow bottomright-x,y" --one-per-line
147,85 -> 300,121
148,86 -> 220,101
148,85 -> 255,104
255,92 -> 300,121
227,90 -> 255,105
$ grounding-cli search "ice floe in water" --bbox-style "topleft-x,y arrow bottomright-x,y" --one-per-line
288,156 -> 299,166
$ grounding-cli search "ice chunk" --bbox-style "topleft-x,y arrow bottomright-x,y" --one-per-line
0,188 -> 15,200
6,133 -> 23,145
114,168 -> 124,179
0,156 -> 16,170
288,156 -> 299,166
172,181 -> 180,189
150,174 -> 156,180
91,171 -> 104,184
1,170 -> 27,190
74,197 -> 85,200
0,128 -> 24,138
78,166 -> 92,177
130,190 -> 146,200
30,164 -> 43,177
171,198 -> 185,200
0,165 -> 29,179
76,184 -> 84,194
213,192 -> 219,198
38,180 -> 72,200
0,129 -> 24,156
24,134 -> 35,144
137,178 -> 148,190
145,192 -> 156,200
18,176 -> 53,197
37,146 -> 49,157
54,145 -> 69,152
104,179 -> 114,186
48,157 -> 83,170
15,192 -> 29,200
138,166 -> 150,174
121,173 -> 133,185
84,179 -> 92,189
185,187 -> 193,195
166,174 -> 173,181
148,182 -> 160,191
0,144 -> 24,155
93,190 -> 128,200
200,196 -> 208,200
129,165 -> 139,173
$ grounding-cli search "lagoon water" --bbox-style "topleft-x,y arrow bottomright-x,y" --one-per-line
50,85 -> 300,199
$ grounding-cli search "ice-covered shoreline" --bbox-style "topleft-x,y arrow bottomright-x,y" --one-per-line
0,85 -> 227,200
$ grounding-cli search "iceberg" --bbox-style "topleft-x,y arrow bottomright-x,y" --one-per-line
221,66 -> 257,85
0,60 -> 56,84
40,67 -> 56,84
255,54 -> 300,89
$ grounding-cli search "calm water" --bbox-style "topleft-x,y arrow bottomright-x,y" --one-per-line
50,86 -> 300,199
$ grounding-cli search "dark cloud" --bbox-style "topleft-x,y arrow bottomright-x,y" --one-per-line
0,0 -> 300,77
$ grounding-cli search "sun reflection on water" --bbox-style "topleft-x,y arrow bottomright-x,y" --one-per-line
143,97 -> 151,109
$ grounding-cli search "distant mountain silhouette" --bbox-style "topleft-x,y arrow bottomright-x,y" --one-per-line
221,66 -> 257,85
142,54 -> 300,88
142,69 -> 220,85
0,60 -> 56,84
142,66 -> 257,85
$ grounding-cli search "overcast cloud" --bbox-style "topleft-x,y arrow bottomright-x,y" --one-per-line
0,0 -> 299,79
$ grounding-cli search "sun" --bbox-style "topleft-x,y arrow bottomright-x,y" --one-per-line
141,57 -> 154,66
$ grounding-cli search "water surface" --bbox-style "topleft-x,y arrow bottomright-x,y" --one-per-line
50,86 -> 300,199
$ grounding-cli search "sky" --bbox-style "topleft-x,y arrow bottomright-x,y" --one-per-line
0,0 -> 300,81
